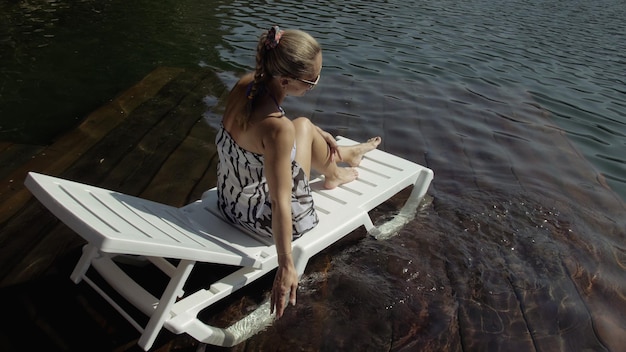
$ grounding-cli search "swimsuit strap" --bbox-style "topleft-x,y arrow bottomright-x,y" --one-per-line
269,93 -> 285,116
245,82 -> 254,100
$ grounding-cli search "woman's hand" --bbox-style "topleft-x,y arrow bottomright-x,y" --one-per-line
271,255 -> 298,318
316,127 -> 342,162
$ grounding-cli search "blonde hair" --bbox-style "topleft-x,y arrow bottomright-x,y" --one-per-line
234,27 -> 321,128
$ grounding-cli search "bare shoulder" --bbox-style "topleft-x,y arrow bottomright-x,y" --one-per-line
258,116 -> 295,153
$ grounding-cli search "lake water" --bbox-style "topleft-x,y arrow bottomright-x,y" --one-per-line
2,0 -> 625,350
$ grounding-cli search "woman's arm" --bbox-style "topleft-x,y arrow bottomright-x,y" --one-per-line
262,119 -> 299,318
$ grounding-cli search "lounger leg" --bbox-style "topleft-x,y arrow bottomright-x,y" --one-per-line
362,213 -> 375,233
70,244 -> 99,284
138,259 -> 195,351
402,169 -> 433,214
370,169 -> 434,240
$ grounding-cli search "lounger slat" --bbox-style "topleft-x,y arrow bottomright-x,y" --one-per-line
311,191 -> 350,214
360,157 -> 422,184
313,181 -> 361,200
77,191 -> 191,244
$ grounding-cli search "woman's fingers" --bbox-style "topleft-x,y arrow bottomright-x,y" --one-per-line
271,291 -> 286,318
270,271 -> 298,318
289,283 -> 297,306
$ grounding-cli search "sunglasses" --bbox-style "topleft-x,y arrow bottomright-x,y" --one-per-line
294,74 -> 320,90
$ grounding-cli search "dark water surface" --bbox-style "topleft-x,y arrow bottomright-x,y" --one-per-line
2,0 -> 625,350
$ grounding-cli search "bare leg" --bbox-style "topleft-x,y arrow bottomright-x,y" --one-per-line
292,118 -> 381,189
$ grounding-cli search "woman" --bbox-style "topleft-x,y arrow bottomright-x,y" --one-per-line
216,26 -> 381,318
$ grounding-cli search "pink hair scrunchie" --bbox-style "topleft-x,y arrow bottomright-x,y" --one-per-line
264,25 -> 284,50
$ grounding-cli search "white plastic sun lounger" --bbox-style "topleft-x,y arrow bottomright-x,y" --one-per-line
24,136 -> 433,350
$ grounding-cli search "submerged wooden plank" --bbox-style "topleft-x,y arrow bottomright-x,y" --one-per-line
60,68 -> 219,192
0,67 -> 185,225
141,119 -> 219,207
0,143 -> 45,180
0,67 -> 224,286
97,69 -> 224,197
137,74 -> 227,206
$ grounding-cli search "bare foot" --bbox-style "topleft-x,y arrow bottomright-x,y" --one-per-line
324,167 -> 358,189
338,137 -> 382,167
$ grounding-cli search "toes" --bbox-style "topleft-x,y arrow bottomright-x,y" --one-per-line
368,136 -> 382,146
